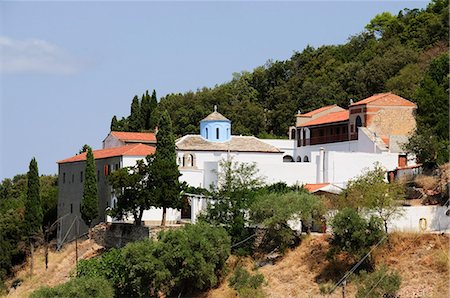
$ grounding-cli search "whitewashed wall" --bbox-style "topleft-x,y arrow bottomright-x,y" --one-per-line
295,141 -> 359,161
260,139 -> 296,159
387,206 -> 450,233
324,151 -> 398,187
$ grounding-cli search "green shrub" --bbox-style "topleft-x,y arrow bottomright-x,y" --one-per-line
229,266 -> 265,297
30,276 -> 114,298
76,223 -> 230,297
356,265 -> 401,298
157,222 -> 231,295
329,208 -> 385,264
319,282 -> 335,295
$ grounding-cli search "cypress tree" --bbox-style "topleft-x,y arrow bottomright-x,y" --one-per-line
141,91 -> 151,130
129,95 -> 142,131
150,110 -> 181,226
24,157 -> 43,236
110,115 -> 119,131
80,146 -> 99,228
149,89 -> 158,129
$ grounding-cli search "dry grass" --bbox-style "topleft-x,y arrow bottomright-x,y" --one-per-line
415,175 -> 440,191
4,238 -> 103,298
206,233 -> 449,298
372,232 -> 450,298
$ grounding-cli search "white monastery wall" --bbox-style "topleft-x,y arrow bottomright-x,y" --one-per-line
387,206 -> 450,233
324,151 -> 398,187
295,141 -> 358,161
260,139 -> 296,158
257,163 -> 317,185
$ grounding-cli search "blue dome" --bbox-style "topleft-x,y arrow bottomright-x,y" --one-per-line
200,111 -> 231,142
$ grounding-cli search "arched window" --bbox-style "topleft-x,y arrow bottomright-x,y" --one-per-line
178,157 -> 182,166
297,156 -> 302,162
283,155 -> 294,162
216,127 -> 220,139
356,115 -> 362,128
291,129 -> 296,140
205,128 -> 208,139
188,154 -> 194,167
304,155 -> 309,162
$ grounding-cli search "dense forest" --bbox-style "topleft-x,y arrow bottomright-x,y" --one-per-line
113,0 -> 448,140
111,0 -> 448,167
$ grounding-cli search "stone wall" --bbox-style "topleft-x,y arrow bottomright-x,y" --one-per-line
92,223 -> 150,249
366,107 -> 416,138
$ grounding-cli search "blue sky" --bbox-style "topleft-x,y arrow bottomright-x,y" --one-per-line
0,1 -> 428,179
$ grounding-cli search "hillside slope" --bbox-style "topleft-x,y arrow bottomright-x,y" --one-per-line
206,233 -> 449,297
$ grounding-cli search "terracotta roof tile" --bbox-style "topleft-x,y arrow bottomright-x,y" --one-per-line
351,92 -> 416,107
304,183 -> 330,193
297,105 -> 337,117
111,131 -> 156,142
58,144 -> 155,164
301,110 -> 349,127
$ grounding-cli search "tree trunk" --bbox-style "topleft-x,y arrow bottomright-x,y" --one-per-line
29,240 -> 34,279
384,220 -> 388,234
161,206 -> 167,226
135,209 -> 144,226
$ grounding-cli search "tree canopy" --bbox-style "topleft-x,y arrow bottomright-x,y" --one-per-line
80,146 -> 99,227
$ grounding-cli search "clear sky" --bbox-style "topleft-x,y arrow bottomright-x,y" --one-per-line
0,1 -> 428,180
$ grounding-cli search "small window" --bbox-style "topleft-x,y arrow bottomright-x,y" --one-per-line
70,203 -> 73,214
216,127 -> 219,139
206,128 -> 208,139
115,163 -> 119,171
356,115 -> 363,127
319,129 -> 324,137
97,170 -> 100,179
297,156 -> 302,162
304,155 -> 309,162
336,127 -> 341,135
80,171 -> 83,183
71,174 -> 74,183
63,173 -> 66,184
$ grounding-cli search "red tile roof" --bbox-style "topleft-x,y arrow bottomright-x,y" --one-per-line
304,183 -> 330,193
301,110 -> 349,127
58,144 -> 155,164
351,92 -> 416,107
297,105 -> 337,117
111,131 -> 156,142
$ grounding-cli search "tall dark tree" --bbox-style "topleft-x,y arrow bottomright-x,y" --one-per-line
140,91 -> 151,130
129,95 -> 142,131
80,146 -> 99,229
110,115 -> 119,131
149,89 -> 158,129
24,158 -> 43,236
150,111 -> 181,226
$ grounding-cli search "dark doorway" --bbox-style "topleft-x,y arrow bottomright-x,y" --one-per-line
181,197 -> 191,219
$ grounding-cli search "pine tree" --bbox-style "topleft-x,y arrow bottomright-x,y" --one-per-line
81,146 -> 99,228
110,115 -> 119,131
141,91 -> 151,130
149,89 -> 158,129
24,157 -> 43,237
150,110 -> 181,226
129,95 -> 142,131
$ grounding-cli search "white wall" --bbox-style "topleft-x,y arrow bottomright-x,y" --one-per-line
296,141 -> 358,161
257,163 -> 318,185
387,206 -> 450,233
324,151 -> 398,187
260,139 -> 296,158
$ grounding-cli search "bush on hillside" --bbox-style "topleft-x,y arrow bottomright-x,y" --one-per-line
76,223 -> 231,297
329,208 -> 385,267
229,266 -> 265,298
156,222 -> 231,296
30,276 -> 113,298
356,265 -> 401,298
